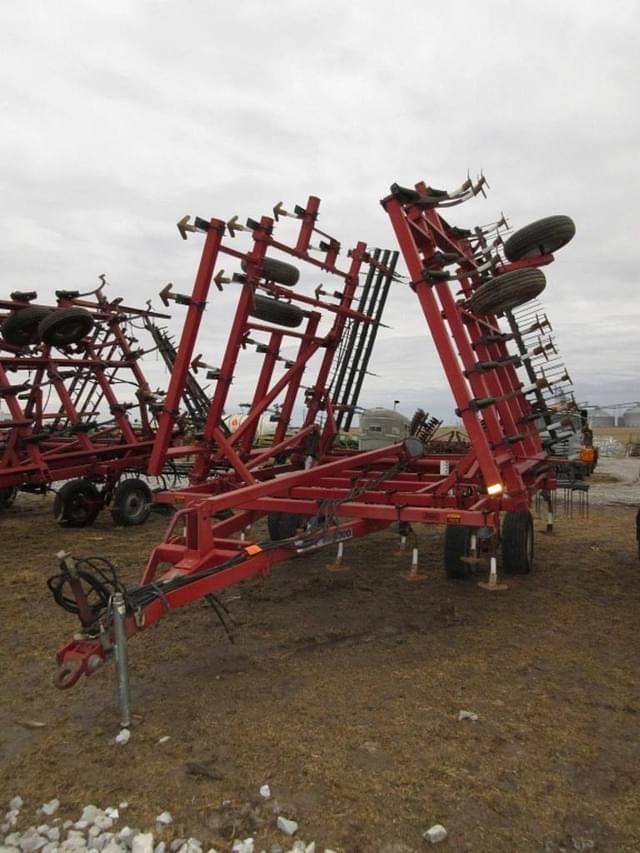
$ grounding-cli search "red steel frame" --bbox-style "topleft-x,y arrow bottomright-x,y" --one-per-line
0,288 -> 175,492
53,182 -> 562,688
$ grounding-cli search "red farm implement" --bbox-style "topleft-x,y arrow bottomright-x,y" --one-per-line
48,177 -> 577,717
0,284 -> 191,526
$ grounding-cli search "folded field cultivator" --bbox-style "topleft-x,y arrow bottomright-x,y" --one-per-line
49,179 -> 577,711
0,285 -> 184,526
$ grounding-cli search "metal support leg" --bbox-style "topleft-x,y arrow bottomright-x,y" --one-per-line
112,592 -> 131,729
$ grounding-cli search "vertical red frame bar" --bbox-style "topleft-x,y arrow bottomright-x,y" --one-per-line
148,220 -> 225,475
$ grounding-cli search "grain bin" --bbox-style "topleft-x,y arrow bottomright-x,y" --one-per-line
621,403 -> 640,428
358,407 -> 410,450
589,406 -> 615,428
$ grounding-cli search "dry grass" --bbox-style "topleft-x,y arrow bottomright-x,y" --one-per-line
0,496 -> 638,851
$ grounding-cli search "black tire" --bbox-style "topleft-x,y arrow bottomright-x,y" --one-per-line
38,308 -> 94,347
502,510 -> 534,574
504,215 -> 576,262
468,268 -> 546,315
1,306 -> 50,347
267,511 -> 307,541
0,486 -> 18,509
250,295 -> 304,328
444,524 -> 475,579
110,478 -> 152,526
54,479 -> 101,527
242,257 -> 300,287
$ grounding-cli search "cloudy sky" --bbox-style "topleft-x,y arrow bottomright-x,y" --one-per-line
1,1 -> 638,423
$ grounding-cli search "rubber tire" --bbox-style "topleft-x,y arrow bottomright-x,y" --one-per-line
444,524 -> 475,579
110,478 -> 152,527
267,511 -> 307,541
38,308 -> 94,347
54,479 -> 101,527
1,306 -> 50,347
468,268 -> 546,315
502,510 -> 534,574
242,257 -> 300,287
250,295 -> 304,328
504,215 -> 576,262
0,486 -> 17,509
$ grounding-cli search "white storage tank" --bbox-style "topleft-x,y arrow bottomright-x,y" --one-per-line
589,406 -> 615,428
358,407 -> 410,450
621,403 -> 640,428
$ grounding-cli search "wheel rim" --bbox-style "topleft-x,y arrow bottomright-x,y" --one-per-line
68,493 -> 93,524
122,488 -> 147,522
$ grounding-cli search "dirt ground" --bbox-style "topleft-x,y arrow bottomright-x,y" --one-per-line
0,470 -> 639,852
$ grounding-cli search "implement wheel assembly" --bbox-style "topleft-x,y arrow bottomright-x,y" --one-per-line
468,268 -> 546,315
1,306 -> 50,347
110,478 -> 152,527
38,307 -> 94,347
444,524 -> 476,579
504,215 -> 576,262
54,479 -> 101,527
0,486 -> 18,509
250,295 -> 304,328
242,256 -> 300,287
502,510 -> 534,574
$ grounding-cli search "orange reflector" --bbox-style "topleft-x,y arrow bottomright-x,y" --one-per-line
245,544 -> 262,555
487,482 -> 503,496
446,513 -> 462,523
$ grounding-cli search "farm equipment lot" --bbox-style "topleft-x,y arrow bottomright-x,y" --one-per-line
0,482 -> 638,852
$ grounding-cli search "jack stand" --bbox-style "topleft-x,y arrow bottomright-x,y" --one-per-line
478,556 -> 508,591
401,547 -> 427,582
326,541 -> 350,572
395,534 -> 407,557
546,507 -> 553,533
112,592 -> 132,729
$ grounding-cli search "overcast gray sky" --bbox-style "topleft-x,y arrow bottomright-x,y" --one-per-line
1,0 -> 638,423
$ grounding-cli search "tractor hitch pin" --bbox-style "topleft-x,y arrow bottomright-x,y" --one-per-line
111,591 -> 131,729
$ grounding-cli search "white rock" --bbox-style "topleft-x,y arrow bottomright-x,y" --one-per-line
131,836 -> 153,853
423,824 -> 448,844
42,843 -> 58,853
62,824 -> 73,831
457,710 -> 479,722
117,806 -> 128,813
176,841 -> 201,853
231,840 -> 254,853
79,809 -> 97,825
289,843 -> 305,853
5,836 -> 21,847
154,814 -> 172,829
36,827 -> 50,837
40,803 -> 60,819
9,799 -> 23,813
5,814 -> 18,828
103,812 -> 118,823
276,817 -> 298,836
19,833 -> 48,853
46,829 -> 60,843
114,729 -> 130,746
103,843 -> 125,853
1,825 -> 12,836
259,785 -> 271,800
74,824 -> 90,833
154,844 -> 166,853
92,820 -> 112,833
157,737 -> 170,745
305,845 -> 316,853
